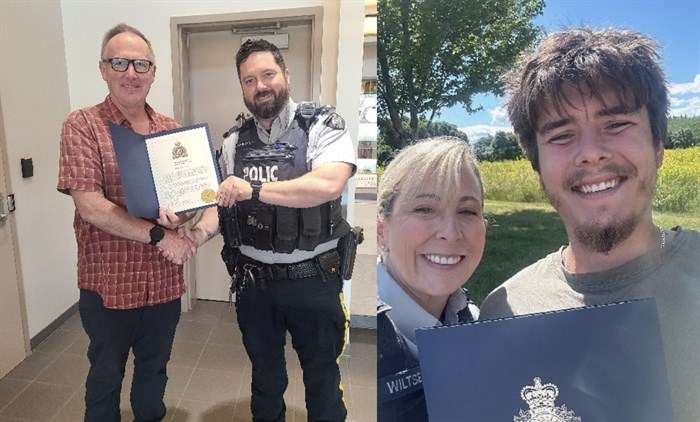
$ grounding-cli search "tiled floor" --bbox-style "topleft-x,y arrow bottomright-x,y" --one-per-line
0,300 -> 376,422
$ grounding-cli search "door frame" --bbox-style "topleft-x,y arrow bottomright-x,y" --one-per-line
171,6 -> 323,126
0,99 -> 30,377
169,7 -> 324,310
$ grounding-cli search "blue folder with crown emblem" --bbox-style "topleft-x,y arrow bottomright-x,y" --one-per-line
415,299 -> 673,422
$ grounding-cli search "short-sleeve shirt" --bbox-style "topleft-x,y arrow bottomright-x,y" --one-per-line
57,95 -> 185,309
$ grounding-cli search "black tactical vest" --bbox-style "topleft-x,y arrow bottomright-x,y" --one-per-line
220,108 -> 350,254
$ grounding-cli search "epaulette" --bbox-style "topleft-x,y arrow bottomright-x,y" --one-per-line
295,102 -> 344,133
223,111 -> 254,139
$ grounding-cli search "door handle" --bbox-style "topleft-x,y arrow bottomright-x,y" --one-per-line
0,194 -> 8,222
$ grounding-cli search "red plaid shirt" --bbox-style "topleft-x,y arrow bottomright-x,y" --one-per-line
57,95 -> 186,309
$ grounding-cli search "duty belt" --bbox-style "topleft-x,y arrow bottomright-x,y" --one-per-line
235,249 -> 341,286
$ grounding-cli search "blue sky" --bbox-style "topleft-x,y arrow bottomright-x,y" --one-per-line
439,0 -> 700,140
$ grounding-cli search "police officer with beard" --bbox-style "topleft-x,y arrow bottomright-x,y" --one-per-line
187,39 -> 356,422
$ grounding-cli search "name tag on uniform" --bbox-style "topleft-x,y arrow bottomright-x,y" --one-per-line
377,365 -> 422,403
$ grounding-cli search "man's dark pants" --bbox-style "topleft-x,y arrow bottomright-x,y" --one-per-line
79,289 -> 181,422
235,272 -> 348,422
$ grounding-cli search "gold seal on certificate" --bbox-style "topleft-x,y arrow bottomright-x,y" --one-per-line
201,188 -> 216,203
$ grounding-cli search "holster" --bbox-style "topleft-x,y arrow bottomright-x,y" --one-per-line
218,206 -> 241,248
337,226 -> 364,279
220,245 -> 239,277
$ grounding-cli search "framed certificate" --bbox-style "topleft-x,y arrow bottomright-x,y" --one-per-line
110,122 -> 221,218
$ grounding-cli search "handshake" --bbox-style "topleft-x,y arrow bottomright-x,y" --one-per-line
153,208 -> 210,265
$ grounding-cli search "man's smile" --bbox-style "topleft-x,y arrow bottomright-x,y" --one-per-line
573,177 -> 624,194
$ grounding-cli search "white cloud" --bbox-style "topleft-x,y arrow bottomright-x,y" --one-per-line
669,74 -> 700,95
458,104 -> 513,141
670,96 -> 700,117
459,124 -> 513,141
669,74 -> 700,117
489,105 -> 509,126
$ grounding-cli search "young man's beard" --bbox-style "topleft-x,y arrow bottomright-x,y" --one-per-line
573,215 -> 638,254
245,84 -> 290,120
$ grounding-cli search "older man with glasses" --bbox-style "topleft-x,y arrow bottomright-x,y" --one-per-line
57,23 -> 196,422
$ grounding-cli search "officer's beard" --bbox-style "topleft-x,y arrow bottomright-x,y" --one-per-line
246,84 -> 290,120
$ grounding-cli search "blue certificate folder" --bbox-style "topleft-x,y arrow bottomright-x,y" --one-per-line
109,122 -> 221,218
416,299 -> 673,422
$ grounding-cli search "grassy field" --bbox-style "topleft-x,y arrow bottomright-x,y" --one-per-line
466,200 -> 700,305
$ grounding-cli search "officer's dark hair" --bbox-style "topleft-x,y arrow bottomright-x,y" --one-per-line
235,38 -> 287,80
101,23 -> 155,63
503,26 -> 669,172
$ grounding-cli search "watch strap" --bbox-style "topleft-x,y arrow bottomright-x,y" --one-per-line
251,180 -> 262,201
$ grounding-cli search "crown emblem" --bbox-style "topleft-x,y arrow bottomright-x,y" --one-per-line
514,377 -> 581,422
172,141 -> 188,159
522,377 -> 558,410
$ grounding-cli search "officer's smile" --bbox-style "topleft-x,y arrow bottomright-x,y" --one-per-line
255,90 -> 275,102
424,254 -> 463,266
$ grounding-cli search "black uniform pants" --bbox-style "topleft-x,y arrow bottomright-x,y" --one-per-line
235,272 -> 348,422
79,289 -> 181,422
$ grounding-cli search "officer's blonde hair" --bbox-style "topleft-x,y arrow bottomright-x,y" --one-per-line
378,136 -> 483,222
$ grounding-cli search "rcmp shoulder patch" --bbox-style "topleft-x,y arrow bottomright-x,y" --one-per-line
325,113 -> 346,130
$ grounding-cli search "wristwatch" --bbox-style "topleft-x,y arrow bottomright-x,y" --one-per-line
149,225 -> 165,246
250,180 -> 262,201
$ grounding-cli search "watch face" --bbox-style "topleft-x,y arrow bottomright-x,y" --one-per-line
150,225 -> 165,245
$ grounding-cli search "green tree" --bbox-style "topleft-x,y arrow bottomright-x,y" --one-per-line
377,117 -> 469,166
378,0 -> 545,151
473,131 -> 523,161
668,116 -> 700,142
668,128 -> 699,149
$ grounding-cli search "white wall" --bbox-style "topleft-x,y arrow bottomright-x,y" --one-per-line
0,0 -> 76,339
0,0 -> 365,340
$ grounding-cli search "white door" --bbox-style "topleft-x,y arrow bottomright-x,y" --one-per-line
186,20 -> 314,301
0,123 -> 29,378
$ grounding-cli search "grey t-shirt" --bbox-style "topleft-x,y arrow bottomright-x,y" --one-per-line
480,227 -> 700,421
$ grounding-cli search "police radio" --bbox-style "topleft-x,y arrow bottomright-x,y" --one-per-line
297,101 -> 317,120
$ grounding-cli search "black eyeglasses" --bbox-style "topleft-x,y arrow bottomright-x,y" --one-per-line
102,57 -> 153,73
